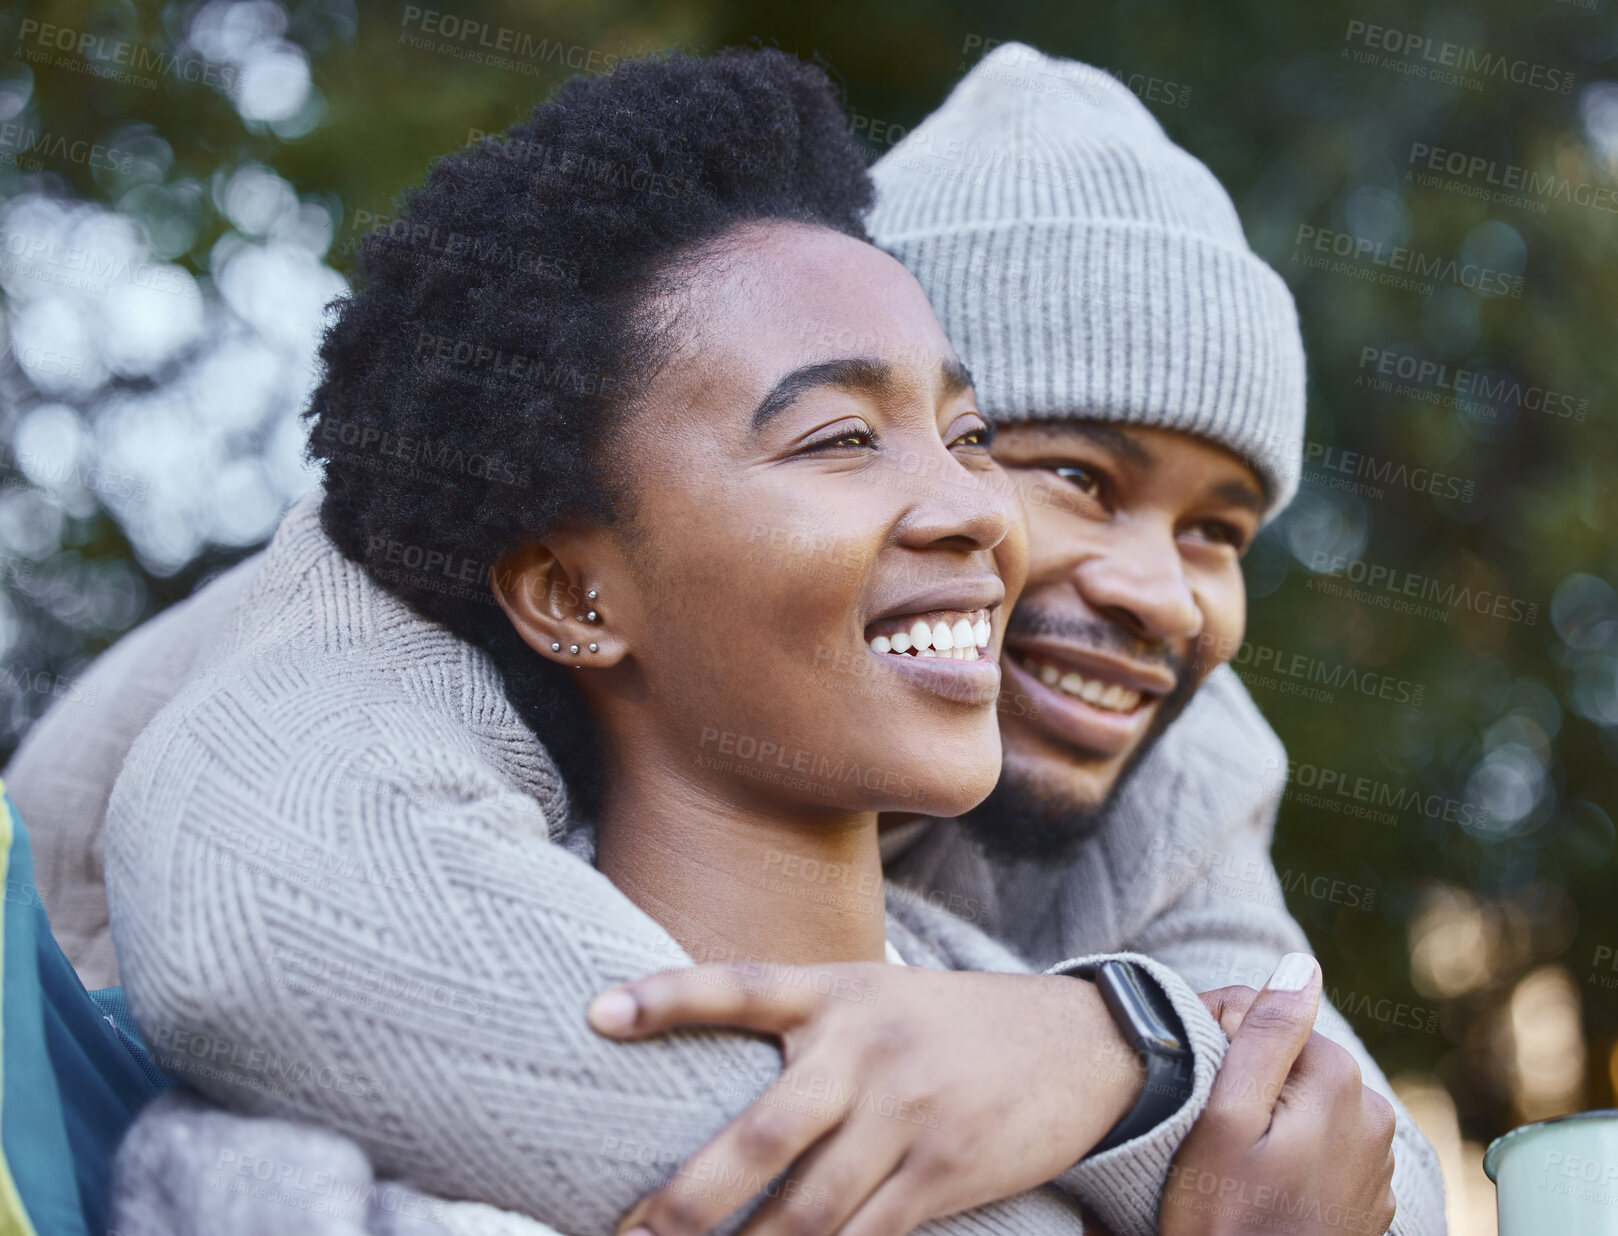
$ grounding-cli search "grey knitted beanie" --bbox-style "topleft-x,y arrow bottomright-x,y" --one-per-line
868,42 -> 1306,514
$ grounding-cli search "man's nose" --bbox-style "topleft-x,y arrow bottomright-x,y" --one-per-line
1072,529 -> 1202,644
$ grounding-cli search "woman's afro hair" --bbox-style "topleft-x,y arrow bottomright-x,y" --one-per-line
304,48 -> 875,819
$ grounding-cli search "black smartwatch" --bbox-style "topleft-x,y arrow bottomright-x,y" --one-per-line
1069,959 -> 1196,1155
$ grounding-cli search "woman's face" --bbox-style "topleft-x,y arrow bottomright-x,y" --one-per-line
518,223 -> 1027,821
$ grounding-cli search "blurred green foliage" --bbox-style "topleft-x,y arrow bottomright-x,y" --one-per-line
3,0 -> 1617,1146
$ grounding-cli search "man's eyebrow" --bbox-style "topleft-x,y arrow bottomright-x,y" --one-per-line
1211,478 -> 1268,514
750,358 -> 893,431
1055,423 -> 1155,467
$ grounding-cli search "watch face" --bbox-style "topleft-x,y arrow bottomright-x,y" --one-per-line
1101,961 -> 1189,1056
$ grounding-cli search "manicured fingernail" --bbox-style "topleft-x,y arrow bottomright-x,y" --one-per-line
1265,952 -> 1318,992
589,988 -> 638,1033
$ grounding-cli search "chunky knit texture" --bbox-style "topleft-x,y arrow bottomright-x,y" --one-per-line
103,492 -> 1232,1236
867,43 -> 1308,512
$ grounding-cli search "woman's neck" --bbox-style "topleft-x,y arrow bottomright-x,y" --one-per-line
594,768 -> 888,967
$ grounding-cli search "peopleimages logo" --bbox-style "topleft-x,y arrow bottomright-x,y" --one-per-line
1293,225 -> 1524,298
398,7 -> 625,77
1304,441 -> 1475,503
1356,347 -> 1589,422
1342,20 -> 1576,95
960,36 -> 1193,108
1307,552 -> 1539,626
1407,142 -> 1618,215
15,19 -> 237,91
1262,755 -> 1492,830
1198,634 -> 1426,707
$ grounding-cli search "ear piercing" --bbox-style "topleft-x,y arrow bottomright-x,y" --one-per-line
558,587 -> 603,663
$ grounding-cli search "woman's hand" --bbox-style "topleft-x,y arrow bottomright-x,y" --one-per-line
587,962 -> 1145,1236
1162,956 -> 1398,1236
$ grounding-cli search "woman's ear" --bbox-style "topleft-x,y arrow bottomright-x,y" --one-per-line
491,542 -> 629,670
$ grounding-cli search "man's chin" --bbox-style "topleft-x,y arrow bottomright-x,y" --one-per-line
960,670 -> 1200,866
955,766 -> 1113,865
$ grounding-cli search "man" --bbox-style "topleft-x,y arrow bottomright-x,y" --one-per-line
5,43 -> 1442,1235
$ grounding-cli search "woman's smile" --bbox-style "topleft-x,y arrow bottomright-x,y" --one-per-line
858,574 -> 1006,706
865,608 -> 993,660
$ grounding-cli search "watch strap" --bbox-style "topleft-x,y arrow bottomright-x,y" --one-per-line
1069,959 -> 1196,1155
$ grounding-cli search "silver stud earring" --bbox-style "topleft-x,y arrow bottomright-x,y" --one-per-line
588,643 -> 598,653
586,610 -> 599,623
551,642 -> 561,652
586,589 -> 598,600
569,644 -> 580,655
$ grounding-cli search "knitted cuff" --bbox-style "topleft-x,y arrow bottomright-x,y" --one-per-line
1042,951 -> 1229,1236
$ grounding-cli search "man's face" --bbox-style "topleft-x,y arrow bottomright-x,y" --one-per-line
959,422 -> 1268,861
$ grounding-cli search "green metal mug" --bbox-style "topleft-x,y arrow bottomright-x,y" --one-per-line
1485,1111 -> 1618,1235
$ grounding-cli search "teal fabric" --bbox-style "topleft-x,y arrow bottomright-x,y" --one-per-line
4,799 -> 89,1236
87,986 -> 173,1095
3,795 -> 170,1236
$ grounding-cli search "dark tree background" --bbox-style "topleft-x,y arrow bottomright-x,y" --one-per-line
3,0 -> 1615,1222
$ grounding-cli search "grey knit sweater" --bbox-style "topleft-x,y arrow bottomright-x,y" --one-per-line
101,492 -> 1217,1236
68,490 -> 1442,1233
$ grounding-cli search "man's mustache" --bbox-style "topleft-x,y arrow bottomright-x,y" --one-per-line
1002,603 -> 1188,688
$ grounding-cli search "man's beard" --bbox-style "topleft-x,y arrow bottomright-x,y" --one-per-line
957,606 -> 1202,866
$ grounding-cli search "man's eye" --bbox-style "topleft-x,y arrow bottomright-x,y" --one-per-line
1189,520 -> 1246,549
1052,464 -> 1101,495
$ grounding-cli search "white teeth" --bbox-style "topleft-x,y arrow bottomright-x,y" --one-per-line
868,611 -> 991,663
1022,655 -> 1146,714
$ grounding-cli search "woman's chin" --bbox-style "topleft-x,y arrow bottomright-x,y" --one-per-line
895,758 -> 1002,821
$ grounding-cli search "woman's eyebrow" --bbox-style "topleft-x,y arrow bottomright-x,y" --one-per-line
749,357 -> 893,431
940,357 -> 975,400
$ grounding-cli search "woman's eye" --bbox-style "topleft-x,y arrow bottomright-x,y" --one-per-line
950,423 -> 993,449
804,426 -> 874,451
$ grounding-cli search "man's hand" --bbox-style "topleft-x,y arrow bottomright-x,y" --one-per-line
587,962 -> 1146,1236
1162,954 -> 1397,1236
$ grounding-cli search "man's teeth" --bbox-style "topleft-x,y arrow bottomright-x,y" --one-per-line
1021,656 -> 1142,713
867,610 -> 992,661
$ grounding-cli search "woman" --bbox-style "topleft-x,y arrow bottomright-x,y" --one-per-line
106,49 -> 1218,1235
